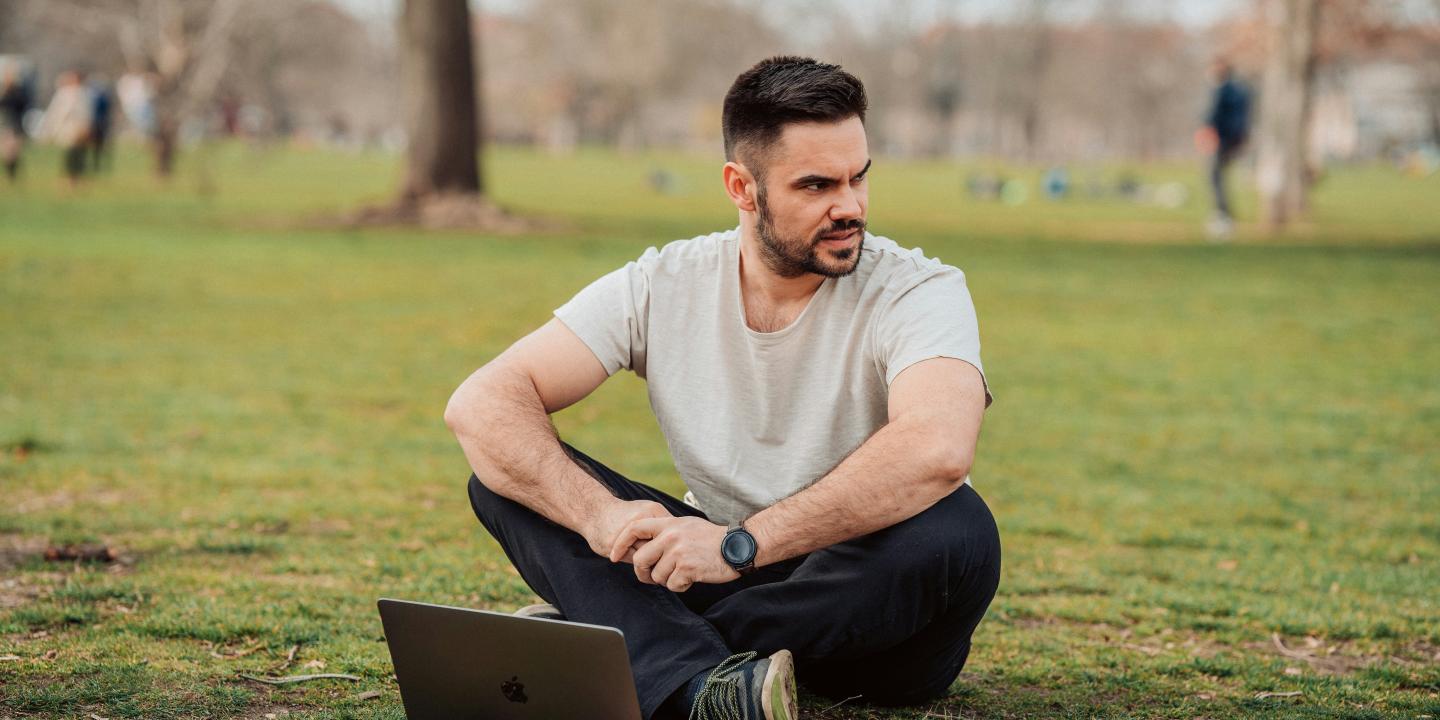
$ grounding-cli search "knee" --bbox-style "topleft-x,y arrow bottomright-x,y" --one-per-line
874,487 -> 1001,587
467,473 -> 509,528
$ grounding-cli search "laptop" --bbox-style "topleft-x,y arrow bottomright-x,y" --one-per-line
377,598 -> 643,720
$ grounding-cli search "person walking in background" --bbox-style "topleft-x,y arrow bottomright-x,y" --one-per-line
0,62 -> 30,182
1198,57 -> 1251,239
36,71 -> 94,189
88,75 -> 114,173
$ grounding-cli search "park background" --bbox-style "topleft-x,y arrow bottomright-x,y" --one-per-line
1,0 -> 1437,718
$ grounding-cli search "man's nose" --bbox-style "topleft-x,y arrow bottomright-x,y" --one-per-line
831,185 -> 862,221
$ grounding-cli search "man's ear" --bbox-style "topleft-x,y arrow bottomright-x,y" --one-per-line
723,161 -> 758,213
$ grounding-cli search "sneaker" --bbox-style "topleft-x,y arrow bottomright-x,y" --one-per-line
688,649 -> 797,720
513,602 -> 564,621
1206,213 -> 1235,241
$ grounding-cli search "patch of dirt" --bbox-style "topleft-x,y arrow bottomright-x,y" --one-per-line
1248,632 -> 1384,675
0,535 -> 135,612
13,488 -> 127,515
1008,615 -> 1231,660
0,536 -> 57,612
1394,640 -> 1440,665
339,193 -> 555,233
0,535 -> 47,572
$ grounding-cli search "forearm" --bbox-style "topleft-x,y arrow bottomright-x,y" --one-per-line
745,416 -> 971,567
445,364 -> 617,535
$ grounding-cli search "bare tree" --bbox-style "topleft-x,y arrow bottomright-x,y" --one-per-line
9,0 -> 387,176
1255,0 -> 1322,229
399,0 -> 480,199
16,0 -> 246,176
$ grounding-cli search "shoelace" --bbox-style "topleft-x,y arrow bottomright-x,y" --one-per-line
689,651 -> 759,720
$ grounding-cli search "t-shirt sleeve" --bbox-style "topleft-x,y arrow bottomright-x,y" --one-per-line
552,252 -> 653,378
874,267 -> 993,407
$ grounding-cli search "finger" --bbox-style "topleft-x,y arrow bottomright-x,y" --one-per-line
619,539 -> 648,564
632,541 -> 666,585
666,572 -> 692,593
608,517 -> 668,562
632,539 -> 663,573
608,519 -> 652,562
650,552 -> 678,587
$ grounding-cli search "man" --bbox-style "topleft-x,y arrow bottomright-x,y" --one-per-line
0,61 -> 30,182
447,56 -> 1001,720
1198,57 -> 1251,239
36,70 -> 94,189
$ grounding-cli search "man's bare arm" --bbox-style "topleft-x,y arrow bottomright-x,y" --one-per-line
445,318 -> 669,556
744,357 -> 987,567
607,356 -> 987,591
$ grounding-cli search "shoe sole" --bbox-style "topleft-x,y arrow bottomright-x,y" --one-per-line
760,648 -> 798,720
512,603 -> 564,621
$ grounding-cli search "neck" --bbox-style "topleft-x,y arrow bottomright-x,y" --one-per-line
737,216 -> 826,307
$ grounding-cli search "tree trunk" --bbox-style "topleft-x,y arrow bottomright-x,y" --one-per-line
1255,0 -> 1320,231
399,0 -> 481,200
153,118 -> 178,177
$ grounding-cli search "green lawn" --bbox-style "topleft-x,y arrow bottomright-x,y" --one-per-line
1,141 -> 1437,719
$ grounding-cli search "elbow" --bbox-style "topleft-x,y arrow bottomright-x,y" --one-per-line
443,392 -> 468,435
930,442 -> 974,493
444,366 -> 498,436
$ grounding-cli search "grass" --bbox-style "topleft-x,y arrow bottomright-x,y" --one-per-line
1,140 -> 1438,718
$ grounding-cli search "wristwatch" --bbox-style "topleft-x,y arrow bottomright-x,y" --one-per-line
721,522 -> 758,575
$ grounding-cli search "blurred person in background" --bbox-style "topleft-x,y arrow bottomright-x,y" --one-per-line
88,75 -> 115,173
116,71 -> 157,137
36,70 -> 95,189
0,62 -> 30,182
1197,56 -> 1251,239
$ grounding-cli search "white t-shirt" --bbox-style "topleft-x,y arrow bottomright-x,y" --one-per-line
554,227 -> 991,525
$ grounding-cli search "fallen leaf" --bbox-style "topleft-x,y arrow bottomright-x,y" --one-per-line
43,544 -> 118,563
0,654 -> 21,661
1216,559 -> 1238,571
42,650 -> 57,660
355,690 -> 383,701
1284,667 -> 1302,676
1255,690 -> 1302,700
302,659 -> 327,670
1195,692 -> 1214,700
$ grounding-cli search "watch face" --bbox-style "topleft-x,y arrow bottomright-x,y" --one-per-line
723,530 -> 756,565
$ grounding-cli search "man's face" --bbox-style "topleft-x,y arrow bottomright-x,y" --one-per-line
1210,59 -> 1231,84
749,117 -> 869,279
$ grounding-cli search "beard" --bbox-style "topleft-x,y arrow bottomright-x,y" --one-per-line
755,184 -> 866,279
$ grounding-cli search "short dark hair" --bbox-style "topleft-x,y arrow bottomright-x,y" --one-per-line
722,56 -> 867,176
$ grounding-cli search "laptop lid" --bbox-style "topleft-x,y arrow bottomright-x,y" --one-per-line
378,598 -> 643,720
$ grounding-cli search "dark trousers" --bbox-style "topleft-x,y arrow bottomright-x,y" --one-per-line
1210,141 -> 1242,219
467,444 -> 1002,720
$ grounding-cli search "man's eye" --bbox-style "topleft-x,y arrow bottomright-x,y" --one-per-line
852,175 -> 867,184
804,183 -> 825,191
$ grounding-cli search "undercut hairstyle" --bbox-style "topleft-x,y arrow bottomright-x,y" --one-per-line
722,56 -> 868,179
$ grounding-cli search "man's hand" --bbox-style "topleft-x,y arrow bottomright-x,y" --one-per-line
1195,126 -> 1219,155
584,499 -> 671,561
608,516 -> 740,592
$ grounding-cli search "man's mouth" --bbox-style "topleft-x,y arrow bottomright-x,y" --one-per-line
818,228 -> 859,244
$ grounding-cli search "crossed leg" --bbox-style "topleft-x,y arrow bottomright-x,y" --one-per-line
467,444 -> 1001,718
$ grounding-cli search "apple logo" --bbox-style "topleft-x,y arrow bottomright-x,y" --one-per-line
501,675 -> 528,704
